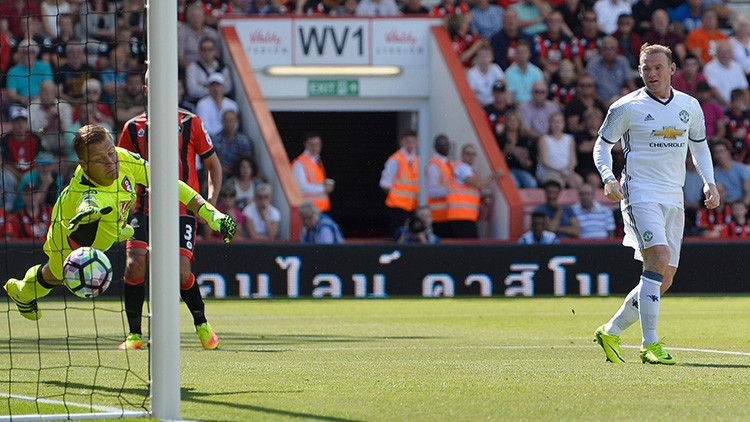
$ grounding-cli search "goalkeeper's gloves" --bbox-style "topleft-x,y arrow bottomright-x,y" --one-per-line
198,203 -> 237,243
68,205 -> 113,230
117,223 -> 135,242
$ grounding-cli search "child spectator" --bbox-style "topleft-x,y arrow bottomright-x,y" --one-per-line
519,211 -> 558,244
467,45 -> 505,106
8,182 -> 53,240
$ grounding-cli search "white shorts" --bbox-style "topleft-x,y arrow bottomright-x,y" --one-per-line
621,202 -> 684,268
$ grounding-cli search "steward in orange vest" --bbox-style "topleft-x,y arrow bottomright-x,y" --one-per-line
380,129 -> 420,234
447,144 -> 504,238
425,134 -> 453,238
291,133 -> 333,212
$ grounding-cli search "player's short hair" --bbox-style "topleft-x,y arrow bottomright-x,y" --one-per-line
73,125 -> 113,160
543,179 -> 562,191
639,43 -> 673,65
731,89 -> 746,101
515,38 -> 532,51
400,128 -> 417,140
304,132 -> 321,143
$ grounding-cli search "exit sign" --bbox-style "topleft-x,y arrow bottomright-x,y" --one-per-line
308,79 -> 359,97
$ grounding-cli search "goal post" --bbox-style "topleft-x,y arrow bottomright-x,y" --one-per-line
146,0 -> 182,420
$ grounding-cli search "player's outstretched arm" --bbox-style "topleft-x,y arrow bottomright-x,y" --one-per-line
178,180 -> 237,242
68,205 -> 113,230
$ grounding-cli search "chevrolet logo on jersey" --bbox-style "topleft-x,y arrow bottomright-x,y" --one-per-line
651,127 -> 684,139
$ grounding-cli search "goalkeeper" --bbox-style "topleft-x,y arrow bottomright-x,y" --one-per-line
3,124 -> 237,322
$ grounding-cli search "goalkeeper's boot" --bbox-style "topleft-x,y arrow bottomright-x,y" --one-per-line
118,333 -> 143,350
594,325 -> 624,363
196,322 -> 219,350
4,278 -> 41,321
640,341 -> 676,365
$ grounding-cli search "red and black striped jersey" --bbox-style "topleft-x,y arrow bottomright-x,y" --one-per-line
533,32 -> 576,65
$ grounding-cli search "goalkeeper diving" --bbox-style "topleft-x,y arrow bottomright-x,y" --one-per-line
4,124 -> 237,320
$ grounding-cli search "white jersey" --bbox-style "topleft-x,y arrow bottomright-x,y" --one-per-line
599,87 -> 706,206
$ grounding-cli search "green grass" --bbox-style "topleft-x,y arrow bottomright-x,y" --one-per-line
2,296 -> 750,421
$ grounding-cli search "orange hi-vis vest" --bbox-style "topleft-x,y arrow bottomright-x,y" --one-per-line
446,161 -> 481,222
426,157 -> 452,223
385,150 -> 419,212
293,153 -> 330,212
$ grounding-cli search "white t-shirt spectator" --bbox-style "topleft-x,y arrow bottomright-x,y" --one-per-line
467,64 -> 505,106
242,202 -> 281,237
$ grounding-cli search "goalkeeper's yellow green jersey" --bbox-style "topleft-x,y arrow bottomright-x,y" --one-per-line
43,147 -> 149,279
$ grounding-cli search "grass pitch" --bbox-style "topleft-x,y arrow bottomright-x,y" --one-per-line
2,296 -> 750,421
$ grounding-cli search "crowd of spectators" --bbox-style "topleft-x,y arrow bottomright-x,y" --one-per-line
3,0 -> 750,241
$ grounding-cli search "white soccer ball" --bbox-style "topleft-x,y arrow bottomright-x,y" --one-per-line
62,247 -> 113,298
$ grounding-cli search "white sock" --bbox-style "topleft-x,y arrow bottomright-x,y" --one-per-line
604,285 -> 640,336
638,271 -> 663,346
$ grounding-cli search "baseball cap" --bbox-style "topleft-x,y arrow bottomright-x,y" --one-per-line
492,81 -> 506,91
9,106 -> 28,121
37,152 -> 55,165
207,73 -> 225,85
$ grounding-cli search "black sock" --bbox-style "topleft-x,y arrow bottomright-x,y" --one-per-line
180,281 -> 206,326
124,283 -> 145,335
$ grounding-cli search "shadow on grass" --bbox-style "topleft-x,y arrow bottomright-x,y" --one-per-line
181,386 -> 365,422
680,362 -> 750,369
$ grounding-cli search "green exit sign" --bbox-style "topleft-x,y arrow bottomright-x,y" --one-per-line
308,80 -> 359,97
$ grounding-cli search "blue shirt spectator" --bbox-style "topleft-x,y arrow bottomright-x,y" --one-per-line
299,203 -> 345,244
533,180 -> 581,239
471,0 -> 504,39
519,211 -> 559,244
6,40 -> 54,104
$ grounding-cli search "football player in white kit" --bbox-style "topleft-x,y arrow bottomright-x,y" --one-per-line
592,44 -> 721,365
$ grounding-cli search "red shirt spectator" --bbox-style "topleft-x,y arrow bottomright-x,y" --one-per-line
0,0 -> 41,38
0,107 -> 44,179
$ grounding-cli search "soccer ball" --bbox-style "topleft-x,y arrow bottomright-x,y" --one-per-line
62,247 -> 113,298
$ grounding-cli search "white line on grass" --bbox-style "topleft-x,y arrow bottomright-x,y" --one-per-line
0,392 -> 149,421
235,344 -> 750,356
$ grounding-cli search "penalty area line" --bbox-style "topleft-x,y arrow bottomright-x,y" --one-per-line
0,392 -> 148,421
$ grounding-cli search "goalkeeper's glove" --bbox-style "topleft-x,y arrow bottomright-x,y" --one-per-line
68,206 -> 113,230
198,203 -> 237,243
117,223 -> 135,242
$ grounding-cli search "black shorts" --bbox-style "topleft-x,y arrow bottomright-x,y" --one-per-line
126,211 -> 198,260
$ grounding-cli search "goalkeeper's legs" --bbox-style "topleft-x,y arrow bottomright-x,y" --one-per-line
119,246 -> 147,350
180,255 -> 218,349
4,264 -> 57,320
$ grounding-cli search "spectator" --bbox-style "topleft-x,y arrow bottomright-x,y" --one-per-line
223,156 -> 264,210
178,1 -> 220,69
703,41 -> 749,110
471,0 -> 504,39
396,206 -> 439,244
564,73 -> 607,133
114,71 -> 146,129
447,143 -> 503,238
686,7 -> 728,66
39,0 -> 75,39
724,200 -> 750,238
425,134 -> 453,238
7,182 -> 53,240
684,151 -> 705,215
6,39 -> 54,106
1,106 -> 45,191
518,211 -> 559,244
586,36 -> 636,104
76,0 -> 117,51
29,80 -> 74,156
292,132 -> 333,213
333,0 -> 359,15
212,109 -> 254,174
99,46 -> 130,105
0,31 -> 10,74
533,11 -> 576,75
730,14 -> 750,74
575,10 -> 606,71
519,80 -> 559,138
669,0 -> 704,37
248,0 -> 281,15
242,183 -> 280,240
725,89 -> 750,164
572,182 -> 616,239
593,0 -> 631,36
56,41 -> 96,104
185,37 -> 233,105
380,129 -> 420,234
447,13 -> 486,68
694,81 -> 725,143
536,112 -> 582,188
694,182 -> 730,238
533,179 -> 581,238
484,81 -> 512,135
631,0 -> 665,36
196,73 -> 238,138
0,0 -> 41,38
490,8 -> 535,71
642,10 -> 685,68
355,0 -> 400,16
299,202 -> 345,244
204,184 -> 246,240
548,59 -> 577,108
467,45 -> 505,106
50,14 -> 76,69
430,0 -> 470,18
512,0 -> 550,37
555,0 -> 583,38
496,108 -> 537,188
671,54 -> 706,97
612,14 -> 642,69
13,152 -> 62,212
505,39 -> 544,104
712,140 -> 750,205
76,78 -> 115,129
575,107 -> 607,187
